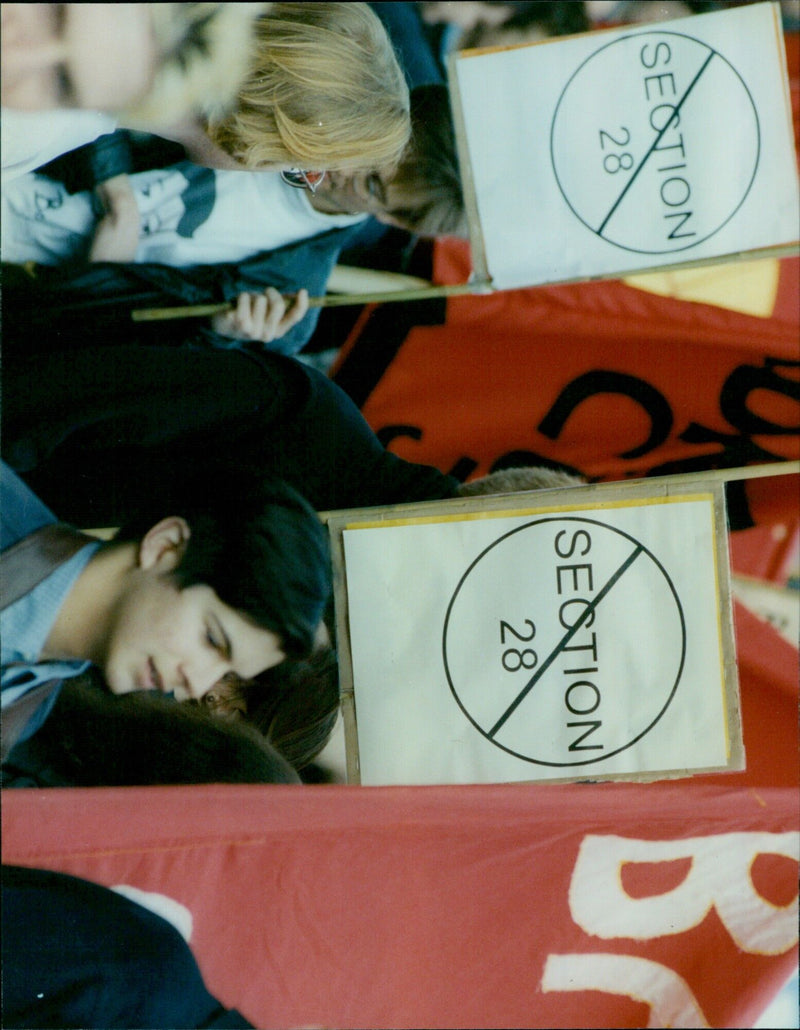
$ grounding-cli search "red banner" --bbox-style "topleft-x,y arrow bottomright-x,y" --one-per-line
3,604 -> 797,1029
335,244 -> 798,484
333,243 -> 799,591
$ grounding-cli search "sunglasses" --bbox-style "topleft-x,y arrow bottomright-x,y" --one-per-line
280,169 -> 327,194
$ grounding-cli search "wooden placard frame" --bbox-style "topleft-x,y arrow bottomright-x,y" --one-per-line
324,468 -> 767,786
445,4 -> 799,291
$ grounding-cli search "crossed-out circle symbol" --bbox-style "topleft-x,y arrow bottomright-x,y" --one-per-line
550,30 -> 759,254
442,517 -> 686,766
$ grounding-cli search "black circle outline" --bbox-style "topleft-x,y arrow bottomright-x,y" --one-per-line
441,516 -> 687,766
549,30 -> 761,254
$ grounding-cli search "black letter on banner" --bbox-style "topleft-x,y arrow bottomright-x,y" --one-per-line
649,423 -> 784,477
538,372 -> 673,459
720,359 -> 800,436
377,424 -> 423,447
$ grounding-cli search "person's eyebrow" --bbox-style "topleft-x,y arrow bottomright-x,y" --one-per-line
213,615 -> 233,661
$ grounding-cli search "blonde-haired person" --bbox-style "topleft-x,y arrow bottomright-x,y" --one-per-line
4,3 -> 410,261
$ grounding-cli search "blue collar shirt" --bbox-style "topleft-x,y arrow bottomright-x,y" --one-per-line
1,462 -> 99,740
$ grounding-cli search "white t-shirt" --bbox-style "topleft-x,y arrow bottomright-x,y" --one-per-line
1,161 -> 366,267
1,108 -> 118,185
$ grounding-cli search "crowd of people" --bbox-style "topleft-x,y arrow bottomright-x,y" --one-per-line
1,1 -> 469,773
2,3 -> 794,1028
0,5 -> 531,1025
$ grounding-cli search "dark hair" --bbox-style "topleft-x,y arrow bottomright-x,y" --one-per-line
458,1 -> 590,47
202,598 -> 341,769
244,646 -> 340,770
479,1 -> 590,34
0,674 -> 301,787
115,468 -> 331,660
390,85 -> 467,237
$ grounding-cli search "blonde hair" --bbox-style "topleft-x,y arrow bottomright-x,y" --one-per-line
206,2 -> 411,171
123,3 -> 271,129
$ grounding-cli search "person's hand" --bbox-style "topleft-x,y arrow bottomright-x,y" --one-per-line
211,287 -> 310,344
88,174 -> 140,263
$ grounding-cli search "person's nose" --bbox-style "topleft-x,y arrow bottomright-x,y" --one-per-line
177,658 -> 230,702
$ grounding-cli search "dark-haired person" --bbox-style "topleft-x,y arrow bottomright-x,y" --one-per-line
2,342 -> 460,529
0,460 -> 330,760
2,670 -> 300,788
3,864 -> 258,1028
201,619 -> 342,774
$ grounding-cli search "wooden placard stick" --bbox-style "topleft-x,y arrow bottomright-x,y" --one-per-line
131,280 -> 490,322
318,460 -> 800,525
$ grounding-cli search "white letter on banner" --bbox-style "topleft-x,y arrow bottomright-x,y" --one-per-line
541,953 -> 710,1029
569,833 -> 799,954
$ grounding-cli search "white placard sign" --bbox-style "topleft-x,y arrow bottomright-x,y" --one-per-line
450,2 -> 799,289
339,489 -> 741,785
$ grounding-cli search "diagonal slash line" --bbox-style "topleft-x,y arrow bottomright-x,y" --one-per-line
596,50 -> 715,235
488,544 -> 645,739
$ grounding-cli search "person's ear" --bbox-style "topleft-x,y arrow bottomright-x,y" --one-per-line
137,516 -> 191,572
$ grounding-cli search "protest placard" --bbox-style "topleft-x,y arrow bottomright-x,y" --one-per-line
449,2 -> 799,289
328,477 -> 744,785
